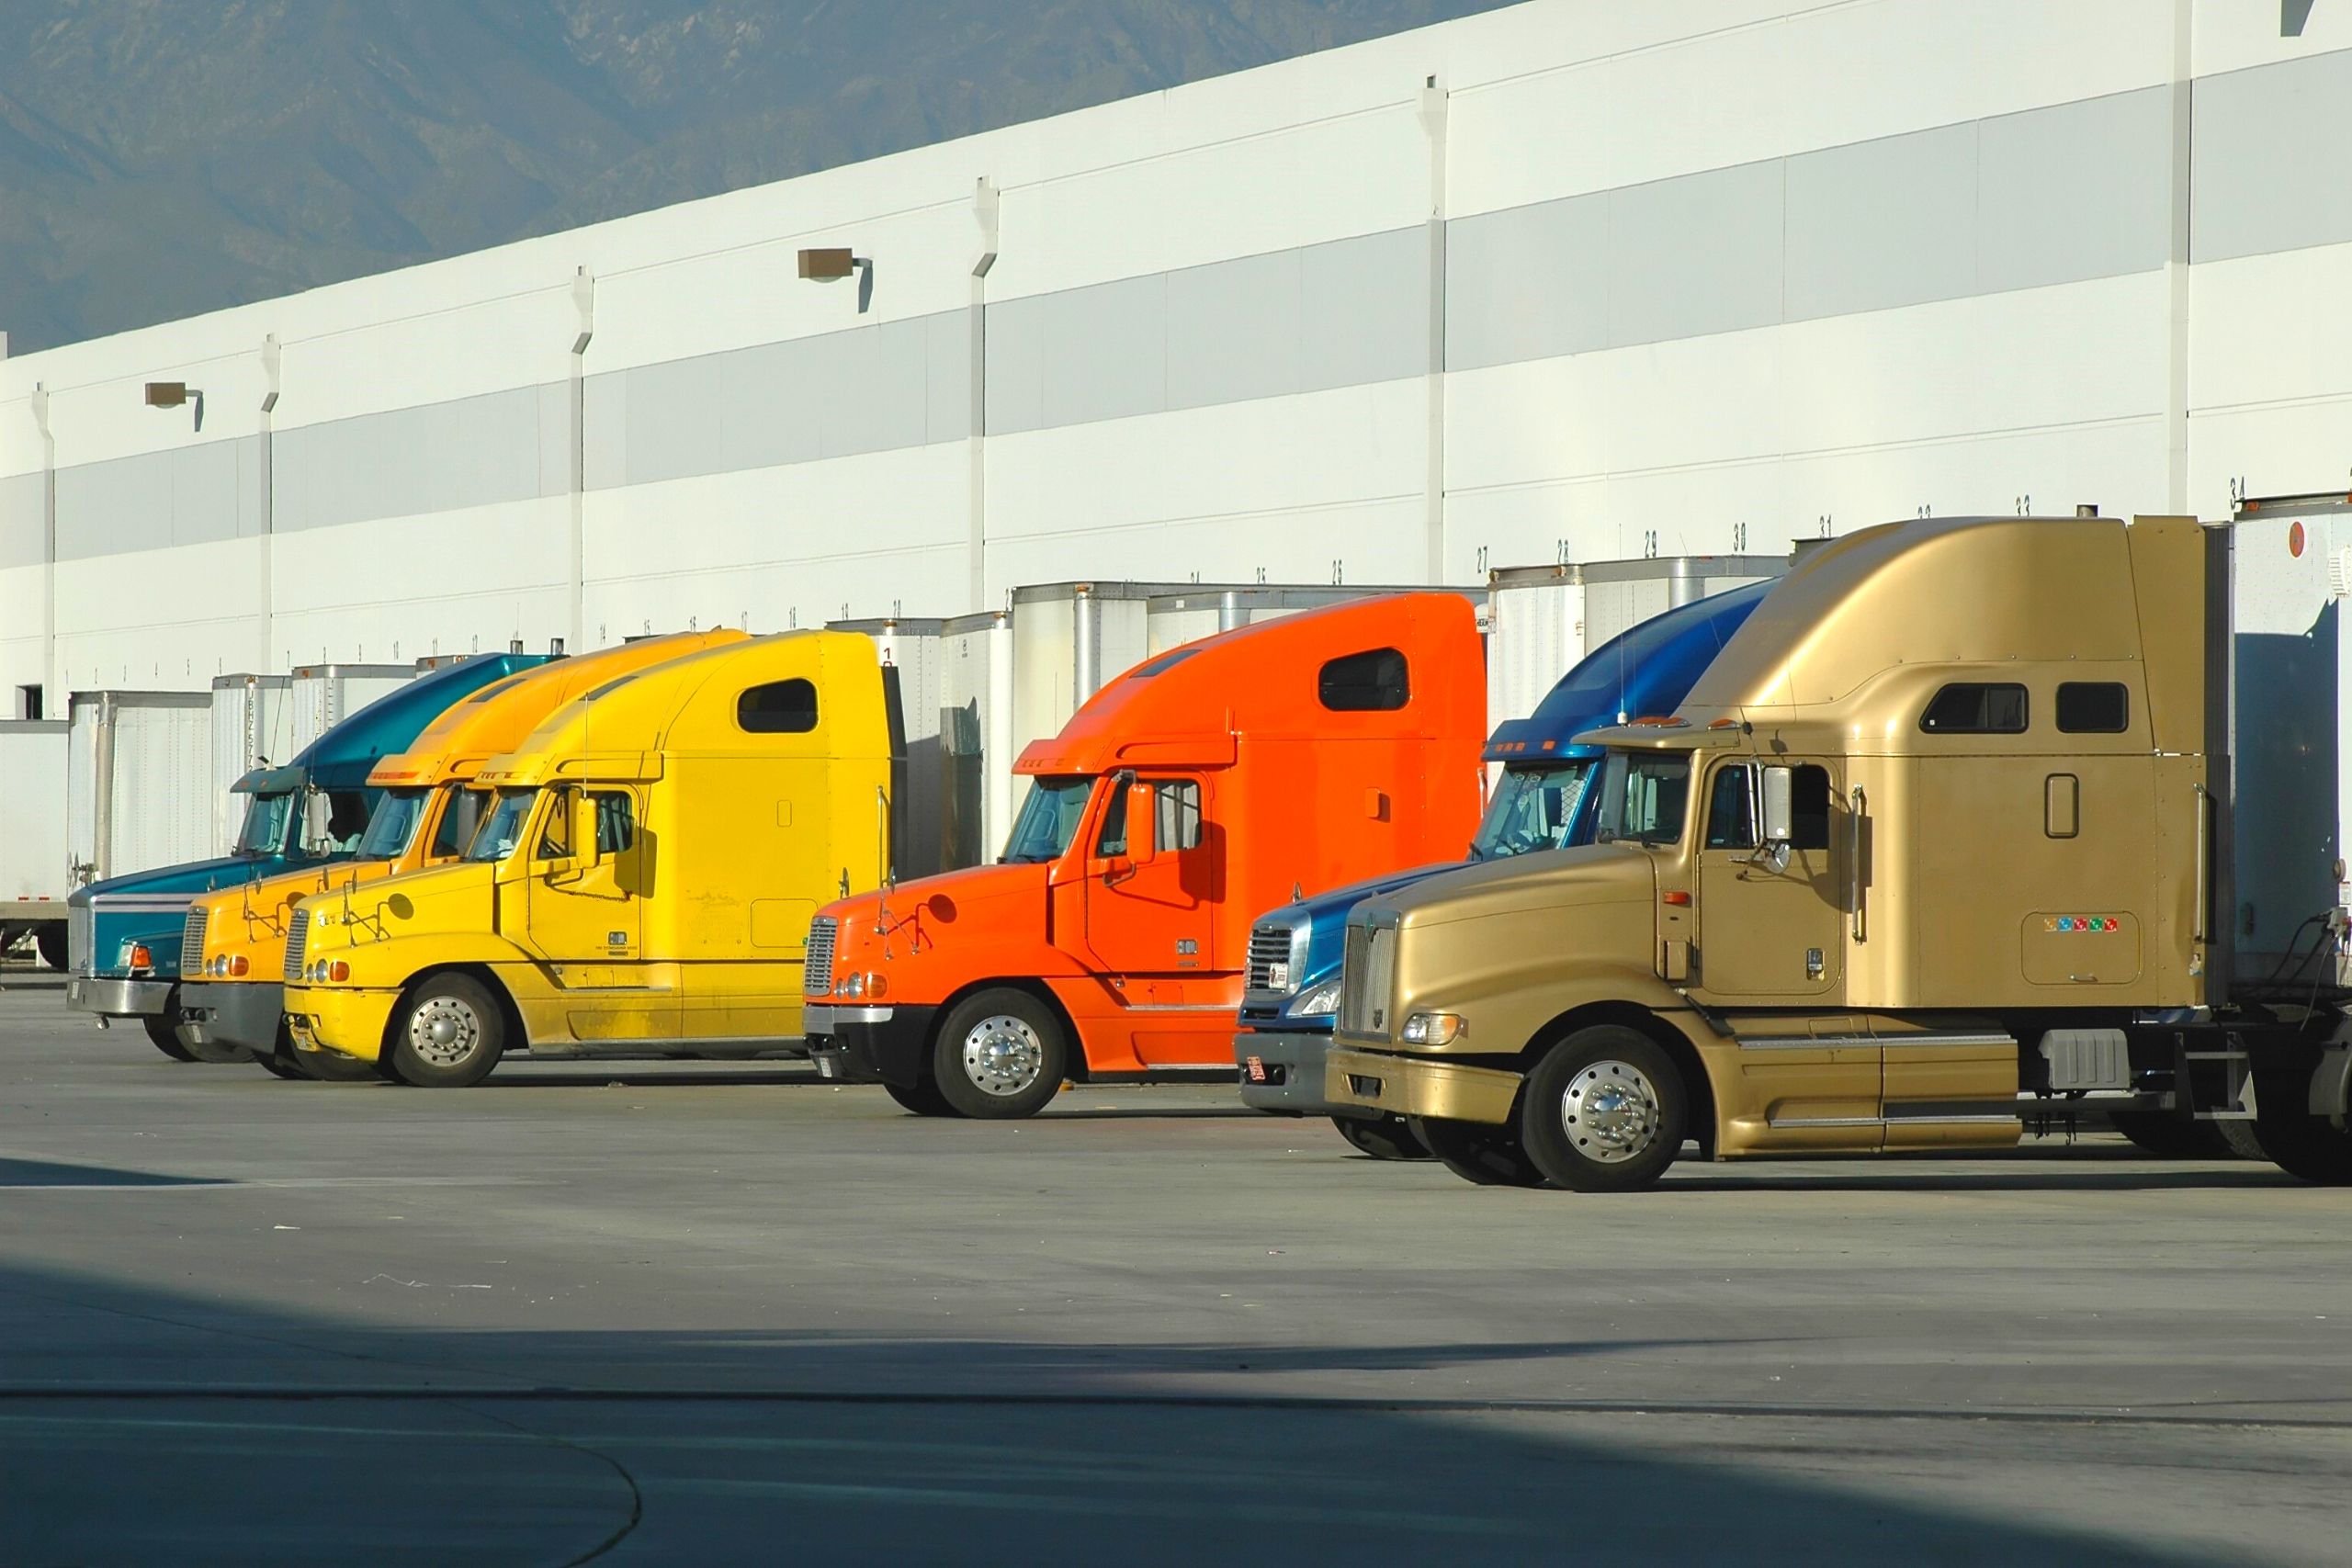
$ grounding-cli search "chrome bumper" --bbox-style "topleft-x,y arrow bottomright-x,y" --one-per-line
800,1003 -> 894,1037
179,980 -> 286,1055
67,976 -> 174,1017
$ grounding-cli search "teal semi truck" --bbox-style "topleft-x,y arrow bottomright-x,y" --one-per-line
64,650 -> 549,1063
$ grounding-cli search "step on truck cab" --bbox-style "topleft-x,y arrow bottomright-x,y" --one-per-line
802,594 -> 1487,1118
279,630 -> 896,1087
65,651 -> 547,1064
1327,512 -> 2352,1190
1237,581 -> 1771,1159
179,630 -> 743,1077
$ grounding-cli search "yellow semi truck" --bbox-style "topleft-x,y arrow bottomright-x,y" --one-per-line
280,629 -> 896,1086
1329,507 -> 2352,1190
178,630 -> 743,1080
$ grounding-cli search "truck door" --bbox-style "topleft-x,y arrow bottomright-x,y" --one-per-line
1695,760 -> 1842,997
1082,774 -> 1227,1065
517,786 -> 673,1043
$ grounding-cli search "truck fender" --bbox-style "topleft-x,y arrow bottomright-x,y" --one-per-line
1521,999 -> 1722,1161
385,963 -> 531,1057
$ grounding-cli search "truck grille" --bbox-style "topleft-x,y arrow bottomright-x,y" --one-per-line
1245,923 -> 1296,997
180,908 -> 209,976
67,904 -> 90,974
803,916 -> 837,996
1337,923 -> 1396,1039
283,907 -> 311,982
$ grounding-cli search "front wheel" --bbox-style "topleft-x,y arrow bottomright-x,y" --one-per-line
389,975 -> 506,1089
1331,1113 -> 1432,1161
1519,1025 -> 1687,1192
1409,1115 -> 1546,1187
884,1078 -> 961,1117
932,988 -> 1068,1120
141,1012 -> 198,1063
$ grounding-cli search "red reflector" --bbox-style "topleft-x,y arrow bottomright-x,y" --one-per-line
1662,891 -> 1691,907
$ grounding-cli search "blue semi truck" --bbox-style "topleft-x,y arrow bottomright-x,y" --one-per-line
1233,581 -> 1772,1157
63,650 -> 549,1064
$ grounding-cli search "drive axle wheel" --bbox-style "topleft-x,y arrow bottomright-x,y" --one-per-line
1408,1115 -> 1546,1187
884,1078 -> 961,1118
932,988 -> 1068,1120
1331,1113 -> 1432,1161
390,974 -> 505,1089
141,1013 -> 198,1063
34,926 -> 65,970
1519,1025 -> 1687,1193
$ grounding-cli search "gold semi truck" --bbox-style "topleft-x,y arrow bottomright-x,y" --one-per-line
178,629 -> 742,1080
279,629 -> 896,1086
1328,506 -> 2352,1190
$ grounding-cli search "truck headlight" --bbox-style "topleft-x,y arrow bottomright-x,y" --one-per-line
1401,1012 -> 1466,1045
833,972 -> 864,998
1283,978 -> 1344,1019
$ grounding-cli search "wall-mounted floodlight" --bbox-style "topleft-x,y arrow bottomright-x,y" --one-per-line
798,248 -> 857,281
144,381 -> 206,432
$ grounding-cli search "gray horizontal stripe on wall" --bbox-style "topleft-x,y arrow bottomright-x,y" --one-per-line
274,382 -> 570,534
2192,46 -> 2352,265
0,470 -> 42,570
54,434 -> 265,561
1447,85 -> 2172,371
583,310 -> 971,491
983,225 -> 1429,438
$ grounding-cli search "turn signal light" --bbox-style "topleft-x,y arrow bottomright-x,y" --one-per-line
127,944 -> 153,970
327,961 -> 349,983
229,955 -> 250,977
864,972 -> 887,999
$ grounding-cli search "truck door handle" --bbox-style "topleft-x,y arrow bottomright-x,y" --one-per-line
1849,786 -> 1866,945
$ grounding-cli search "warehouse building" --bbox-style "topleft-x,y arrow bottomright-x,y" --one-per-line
2,0 -> 2349,708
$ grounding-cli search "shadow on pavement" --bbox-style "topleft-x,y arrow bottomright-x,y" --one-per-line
0,1157 -> 232,1189
0,1260 -> 2242,1567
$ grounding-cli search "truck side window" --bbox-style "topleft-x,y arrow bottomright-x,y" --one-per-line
537,788 -> 573,861
1790,765 -> 1830,849
1919,682 -> 2028,734
739,678 -> 818,734
1095,782 -> 1129,857
594,792 -> 635,854
1705,766 -> 1757,851
1318,648 -> 1409,712
2056,682 -> 2129,733
1153,781 -> 1202,852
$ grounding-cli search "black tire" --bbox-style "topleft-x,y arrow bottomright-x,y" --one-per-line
1409,1115 -> 1547,1187
254,1046 -> 309,1080
884,1078 -> 961,1117
388,973 -> 506,1089
294,1046 -> 382,1083
1331,1113 -> 1433,1161
2109,1110 -> 2231,1159
931,987 -> 1068,1120
1519,1024 -> 1687,1193
2249,1066 -> 2352,1184
34,925 -> 66,970
141,1012 -> 198,1063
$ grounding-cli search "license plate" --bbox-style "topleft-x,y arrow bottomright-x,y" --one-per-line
815,1055 -> 837,1080
1243,1055 -> 1267,1084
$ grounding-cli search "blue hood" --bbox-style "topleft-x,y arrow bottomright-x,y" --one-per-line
238,651 -> 552,793
69,855 -> 267,906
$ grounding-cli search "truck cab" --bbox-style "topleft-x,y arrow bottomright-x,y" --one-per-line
280,630 -> 895,1087
1321,514 -> 2352,1190
1236,581 -> 1770,1157
802,594 -> 1487,1118
65,650 -> 547,1063
178,630 -> 742,1078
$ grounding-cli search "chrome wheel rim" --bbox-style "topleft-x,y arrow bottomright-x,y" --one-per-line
1561,1058 -> 1661,1164
408,996 -> 482,1069
962,1015 -> 1045,1097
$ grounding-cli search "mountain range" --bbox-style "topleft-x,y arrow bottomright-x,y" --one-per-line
0,0 -> 1510,355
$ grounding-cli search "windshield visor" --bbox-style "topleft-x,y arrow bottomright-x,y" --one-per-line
1471,761 -> 1595,860
465,789 -> 539,863
356,789 -> 428,858
1592,751 -> 1692,847
1003,776 -> 1096,864
232,792 -> 298,857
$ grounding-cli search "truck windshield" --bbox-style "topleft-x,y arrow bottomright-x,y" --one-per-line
1003,776 -> 1097,864
465,789 -> 538,863
1470,761 -> 1594,860
232,791 -> 298,858
1591,751 -> 1692,847
356,789 -> 428,858
432,787 -> 488,860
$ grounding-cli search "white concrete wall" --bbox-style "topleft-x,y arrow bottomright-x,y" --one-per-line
3,0 -> 2350,706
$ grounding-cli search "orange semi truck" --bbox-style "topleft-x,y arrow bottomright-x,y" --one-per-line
802,593 -> 1487,1117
